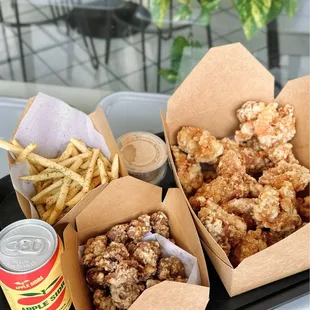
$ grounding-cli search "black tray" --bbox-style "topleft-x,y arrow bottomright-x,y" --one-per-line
0,132 -> 309,309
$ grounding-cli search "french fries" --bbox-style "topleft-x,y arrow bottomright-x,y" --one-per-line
0,138 -> 121,225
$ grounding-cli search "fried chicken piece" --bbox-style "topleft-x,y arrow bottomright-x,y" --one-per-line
254,182 -> 302,232
177,127 -> 223,163
146,279 -> 161,288
235,102 -> 296,150
230,229 -> 267,267
235,121 -> 255,143
254,103 -> 296,149
86,268 -> 106,288
157,257 -> 186,281
259,161 -> 310,192
221,198 -> 258,230
106,260 -> 140,287
93,242 -> 130,272
267,143 -> 298,165
82,253 -> 97,268
150,211 -> 170,238
198,200 -> 247,255
220,138 -> 271,174
171,145 -> 203,194
93,289 -> 116,310
236,101 -> 266,123
84,235 -> 108,256
296,196 -> 310,222
168,277 -> 187,283
127,214 -> 152,242
133,241 -> 161,281
189,173 -> 262,212
216,150 -> 245,176
109,283 -> 143,310
107,224 -> 129,244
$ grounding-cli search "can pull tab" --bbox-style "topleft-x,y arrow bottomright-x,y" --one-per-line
1,235 -> 46,256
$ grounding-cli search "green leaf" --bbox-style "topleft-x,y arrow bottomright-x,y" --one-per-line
171,36 -> 189,72
20,292 -> 41,297
159,69 -> 178,83
236,0 -> 275,40
198,0 -> 221,25
265,0 -> 283,24
151,0 -> 170,28
45,276 -> 60,291
284,0 -> 298,18
176,4 -> 192,21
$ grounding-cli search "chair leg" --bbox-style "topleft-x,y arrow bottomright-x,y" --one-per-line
141,26 -> 147,92
267,19 -> 280,69
105,11 -> 112,65
157,30 -> 162,93
206,24 -> 213,48
13,0 -> 27,81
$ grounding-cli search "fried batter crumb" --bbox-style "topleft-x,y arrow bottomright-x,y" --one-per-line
93,289 -> 116,310
127,214 -> 152,242
157,256 -> 186,281
150,211 -> 170,238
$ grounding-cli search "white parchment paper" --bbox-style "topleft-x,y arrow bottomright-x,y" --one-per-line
78,233 -> 201,285
10,92 -> 110,218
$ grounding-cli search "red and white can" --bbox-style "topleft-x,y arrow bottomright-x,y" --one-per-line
0,219 -> 71,310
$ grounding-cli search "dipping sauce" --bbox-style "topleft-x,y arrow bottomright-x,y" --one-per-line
117,132 -> 168,184
0,219 -> 71,310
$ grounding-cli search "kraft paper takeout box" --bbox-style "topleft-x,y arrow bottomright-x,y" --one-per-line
61,176 -> 210,310
161,43 -> 310,296
8,96 -> 128,228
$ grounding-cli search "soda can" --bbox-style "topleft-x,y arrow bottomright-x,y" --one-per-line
0,219 -> 71,310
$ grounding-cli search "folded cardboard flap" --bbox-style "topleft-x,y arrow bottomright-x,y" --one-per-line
275,76 -> 310,167
165,43 -> 274,143
89,107 -> 128,176
129,281 -> 210,310
201,223 -> 310,296
162,188 -> 209,286
76,176 -> 162,232
7,95 -> 128,227
62,225 -> 92,310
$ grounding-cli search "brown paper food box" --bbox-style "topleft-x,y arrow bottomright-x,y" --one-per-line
61,176 -> 210,310
161,43 -> 310,296
7,96 -> 128,229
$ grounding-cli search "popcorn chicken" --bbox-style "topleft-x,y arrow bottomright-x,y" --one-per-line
106,260 -> 140,287
236,101 -> 266,123
230,229 -> 267,267
86,268 -> 106,288
259,161 -> 310,192
84,235 -> 108,256
267,143 -> 298,165
109,283 -> 143,310
127,214 -> 152,242
254,182 -> 301,233
93,289 -> 116,310
221,198 -> 258,230
189,173 -> 262,212
157,256 -> 186,281
107,224 -> 129,244
150,211 -> 170,238
133,241 -> 161,281
216,150 -> 245,176
93,242 -> 130,272
198,199 -> 247,255
177,126 -> 223,163
171,145 -> 203,194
